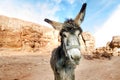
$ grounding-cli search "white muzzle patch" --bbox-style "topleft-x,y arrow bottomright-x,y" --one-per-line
67,48 -> 81,65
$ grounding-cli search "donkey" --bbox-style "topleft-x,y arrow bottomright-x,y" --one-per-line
44,3 -> 87,80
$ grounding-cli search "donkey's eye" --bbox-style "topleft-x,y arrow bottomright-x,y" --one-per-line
62,34 -> 67,37
75,30 -> 80,36
62,32 -> 69,38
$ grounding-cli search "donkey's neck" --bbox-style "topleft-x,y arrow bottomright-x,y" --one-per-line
56,45 -> 76,69
56,47 -> 75,80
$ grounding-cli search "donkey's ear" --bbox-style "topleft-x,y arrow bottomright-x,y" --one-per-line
44,18 -> 63,30
74,3 -> 87,26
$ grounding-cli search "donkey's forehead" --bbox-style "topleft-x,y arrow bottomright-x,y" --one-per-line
62,19 -> 79,30
64,19 -> 79,26
61,19 -> 82,33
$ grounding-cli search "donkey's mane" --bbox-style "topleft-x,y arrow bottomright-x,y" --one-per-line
61,19 -> 83,33
64,19 -> 74,24
64,19 -> 79,28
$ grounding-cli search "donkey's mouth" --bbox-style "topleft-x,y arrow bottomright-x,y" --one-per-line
67,48 -> 81,65
71,55 -> 81,65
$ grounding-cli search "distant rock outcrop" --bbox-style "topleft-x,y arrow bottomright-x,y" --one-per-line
109,36 -> 120,48
90,36 -> 120,59
80,32 -> 95,55
0,15 -> 59,52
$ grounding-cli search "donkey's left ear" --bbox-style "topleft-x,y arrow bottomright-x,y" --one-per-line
74,3 -> 87,26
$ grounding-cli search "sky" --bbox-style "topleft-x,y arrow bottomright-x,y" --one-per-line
0,0 -> 120,47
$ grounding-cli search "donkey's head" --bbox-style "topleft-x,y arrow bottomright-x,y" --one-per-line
44,3 -> 87,65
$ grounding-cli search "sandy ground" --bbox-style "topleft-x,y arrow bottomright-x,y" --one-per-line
0,48 -> 120,80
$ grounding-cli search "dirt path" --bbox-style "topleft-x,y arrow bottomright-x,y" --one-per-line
0,49 -> 120,80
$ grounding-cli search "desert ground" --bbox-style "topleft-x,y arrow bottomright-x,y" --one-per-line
0,48 -> 120,80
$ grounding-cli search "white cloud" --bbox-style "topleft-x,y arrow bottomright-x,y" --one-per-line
0,0 -> 60,27
94,5 -> 120,48
67,0 -> 75,4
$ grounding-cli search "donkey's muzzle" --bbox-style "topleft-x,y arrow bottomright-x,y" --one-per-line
67,48 -> 81,65
71,55 -> 81,65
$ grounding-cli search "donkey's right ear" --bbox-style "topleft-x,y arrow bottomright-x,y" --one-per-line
74,3 -> 87,26
44,18 -> 63,30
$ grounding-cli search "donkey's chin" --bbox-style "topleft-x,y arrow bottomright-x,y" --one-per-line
67,48 -> 81,65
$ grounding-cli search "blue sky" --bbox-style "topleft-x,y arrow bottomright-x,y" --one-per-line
0,0 -> 120,47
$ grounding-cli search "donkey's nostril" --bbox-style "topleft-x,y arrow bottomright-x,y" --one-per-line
71,55 -> 81,61
71,56 -> 74,60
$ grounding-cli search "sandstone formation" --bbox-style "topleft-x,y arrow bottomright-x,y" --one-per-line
0,15 -> 59,52
109,36 -> 120,56
109,36 -> 120,48
90,36 -> 120,59
81,32 -> 95,55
